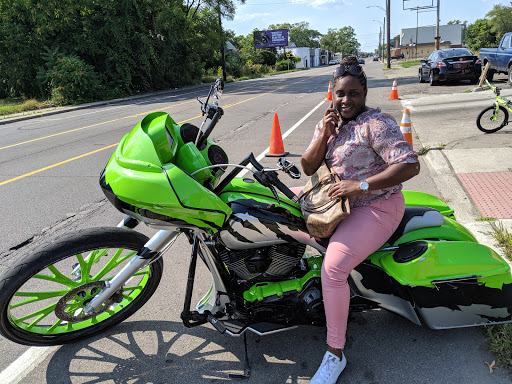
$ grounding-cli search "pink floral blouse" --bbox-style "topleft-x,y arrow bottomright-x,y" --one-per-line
306,107 -> 419,207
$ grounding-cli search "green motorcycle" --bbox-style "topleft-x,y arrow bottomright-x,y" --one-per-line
1,78 -> 511,353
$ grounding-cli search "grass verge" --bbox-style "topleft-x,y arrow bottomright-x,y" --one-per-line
0,98 -> 50,116
400,60 -> 422,68
486,221 -> 512,370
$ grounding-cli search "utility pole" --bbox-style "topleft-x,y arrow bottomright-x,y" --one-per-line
435,0 -> 440,50
386,0 -> 390,69
217,2 -> 227,80
378,27 -> 382,59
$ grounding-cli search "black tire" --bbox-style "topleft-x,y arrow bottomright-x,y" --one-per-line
0,227 -> 163,346
508,66 -> 512,85
418,70 -> 425,83
485,68 -> 494,81
429,70 -> 437,86
476,105 -> 509,133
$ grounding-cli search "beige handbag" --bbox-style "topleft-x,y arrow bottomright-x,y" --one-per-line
298,160 -> 350,238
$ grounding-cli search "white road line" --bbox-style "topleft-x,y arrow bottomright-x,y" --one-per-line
239,99 -> 326,177
0,346 -> 59,384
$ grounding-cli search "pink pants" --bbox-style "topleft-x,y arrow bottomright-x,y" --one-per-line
292,187 -> 405,349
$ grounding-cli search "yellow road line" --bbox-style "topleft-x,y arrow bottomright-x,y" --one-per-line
0,144 -> 119,186
1,72 -> 331,187
0,100 -> 196,150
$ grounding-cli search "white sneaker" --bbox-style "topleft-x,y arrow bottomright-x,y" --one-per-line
309,351 -> 347,384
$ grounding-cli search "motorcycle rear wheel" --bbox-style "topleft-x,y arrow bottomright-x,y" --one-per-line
476,105 -> 509,133
0,227 -> 162,346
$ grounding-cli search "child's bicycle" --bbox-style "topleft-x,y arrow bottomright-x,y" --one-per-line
476,79 -> 512,133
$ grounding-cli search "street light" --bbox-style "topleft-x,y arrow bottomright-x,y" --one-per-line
367,6 -> 386,63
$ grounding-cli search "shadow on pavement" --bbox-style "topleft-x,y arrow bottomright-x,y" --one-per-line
43,309 -> 512,384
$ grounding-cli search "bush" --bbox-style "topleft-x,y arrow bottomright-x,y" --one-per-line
275,60 -> 294,71
38,52 -> 100,104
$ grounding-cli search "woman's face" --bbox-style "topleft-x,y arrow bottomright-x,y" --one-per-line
333,75 -> 367,120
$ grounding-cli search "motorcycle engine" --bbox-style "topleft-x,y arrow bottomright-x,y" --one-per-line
219,243 -> 306,281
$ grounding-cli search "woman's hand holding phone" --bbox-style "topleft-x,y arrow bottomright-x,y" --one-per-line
322,100 -> 340,137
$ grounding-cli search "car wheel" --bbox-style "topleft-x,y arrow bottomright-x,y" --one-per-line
418,70 -> 425,83
485,68 -> 494,81
508,66 -> 512,85
470,77 -> 479,84
429,71 -> 437,86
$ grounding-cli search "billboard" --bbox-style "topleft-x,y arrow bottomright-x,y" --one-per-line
254,29 -> 289,49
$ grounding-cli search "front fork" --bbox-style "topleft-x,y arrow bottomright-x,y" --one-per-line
83,216 -> 230,322
83,226 -> 180,315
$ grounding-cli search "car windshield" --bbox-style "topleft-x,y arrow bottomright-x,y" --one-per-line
440,49 -> 474,58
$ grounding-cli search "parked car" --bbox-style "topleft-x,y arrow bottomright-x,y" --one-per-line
358,57 -> 365,64
418,48 -> 481,86
479,32 -> 512,83
391,53 -> 404,60
373,55 -> 379,61
328,59 -> 337,65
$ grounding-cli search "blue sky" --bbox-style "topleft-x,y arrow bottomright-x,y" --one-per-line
224,0 -> 511,53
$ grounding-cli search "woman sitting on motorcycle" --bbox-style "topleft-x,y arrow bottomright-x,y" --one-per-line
300,56 -> 420,384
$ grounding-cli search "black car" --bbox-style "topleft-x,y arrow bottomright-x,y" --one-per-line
391,53 -> 404,60
419,48 -> 482,86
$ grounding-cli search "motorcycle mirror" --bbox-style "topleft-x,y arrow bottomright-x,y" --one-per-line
213,77 -> 224,99
278,158 -> 301,179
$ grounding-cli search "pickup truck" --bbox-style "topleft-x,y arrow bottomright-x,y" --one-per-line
479,32 -> 512,83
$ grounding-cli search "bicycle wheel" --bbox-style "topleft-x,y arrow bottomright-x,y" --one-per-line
0,227 -> 163,346
476,105 -> 509,133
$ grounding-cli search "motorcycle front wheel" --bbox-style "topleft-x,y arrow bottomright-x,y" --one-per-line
476,105 -> 509,133
0,227 -> 163,346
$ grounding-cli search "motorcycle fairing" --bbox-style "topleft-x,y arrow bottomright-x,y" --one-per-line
100,112 -> 232,231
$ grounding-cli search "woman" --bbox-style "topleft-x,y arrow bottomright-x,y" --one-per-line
301,56 -> 420,384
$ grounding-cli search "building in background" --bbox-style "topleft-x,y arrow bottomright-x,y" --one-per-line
394,24 -> 465,59
276,46 -> 330,68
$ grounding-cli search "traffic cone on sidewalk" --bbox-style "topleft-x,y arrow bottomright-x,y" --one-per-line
400,108 -> 413,147
389,78 -> 399,100
325,81 -> 333,102
265,113 -> 289,157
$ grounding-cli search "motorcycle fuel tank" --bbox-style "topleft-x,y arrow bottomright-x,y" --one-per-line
218,178 -> 327,250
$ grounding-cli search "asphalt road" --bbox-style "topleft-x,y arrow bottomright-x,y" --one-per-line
0,62 -> 511,383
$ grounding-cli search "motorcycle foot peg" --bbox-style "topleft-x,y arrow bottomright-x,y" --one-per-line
207,314 -> 226,334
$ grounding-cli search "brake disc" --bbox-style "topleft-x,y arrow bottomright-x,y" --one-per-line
55,281 -> 123,322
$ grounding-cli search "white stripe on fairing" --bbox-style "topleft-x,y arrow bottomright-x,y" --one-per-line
238,99 -> 326,177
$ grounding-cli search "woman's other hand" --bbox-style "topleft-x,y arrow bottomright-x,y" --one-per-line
327,180 -> 361,199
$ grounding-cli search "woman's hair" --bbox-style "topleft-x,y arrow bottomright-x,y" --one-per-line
334,56 -> 367,88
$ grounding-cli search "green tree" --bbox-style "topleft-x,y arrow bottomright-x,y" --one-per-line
465,19 -> 497,51
0,0 -> 245,99
320,27 -> 360,57
486,5 -> 512,44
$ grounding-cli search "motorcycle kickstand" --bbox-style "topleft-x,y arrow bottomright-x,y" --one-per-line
229,332 -> 251,380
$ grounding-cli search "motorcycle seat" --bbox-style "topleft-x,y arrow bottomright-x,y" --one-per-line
386,206 -> 445,245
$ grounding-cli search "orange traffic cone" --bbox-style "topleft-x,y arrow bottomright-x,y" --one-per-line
325,81 -> 333,102
265,113 -> 289,157
400,108 -> 413,147
389,78 -> 399,100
